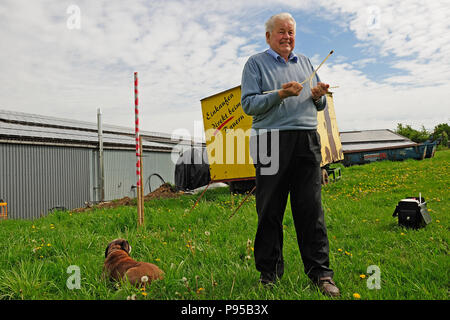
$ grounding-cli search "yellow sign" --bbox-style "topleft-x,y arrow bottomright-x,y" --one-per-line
317,93 -> 344,166
200,86 -> 254,181
200,86 -> 343,182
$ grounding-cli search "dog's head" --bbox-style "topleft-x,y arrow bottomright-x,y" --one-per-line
105,238 -> 132,258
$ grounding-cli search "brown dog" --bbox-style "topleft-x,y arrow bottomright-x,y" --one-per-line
103,238 -> 164,286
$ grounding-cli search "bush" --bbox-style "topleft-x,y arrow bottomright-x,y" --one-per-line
432,123 -> 449,147
395,123 -> 430,143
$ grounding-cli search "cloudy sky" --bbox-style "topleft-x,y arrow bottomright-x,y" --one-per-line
0,0 -> 449,140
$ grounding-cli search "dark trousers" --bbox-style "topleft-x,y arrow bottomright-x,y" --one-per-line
252,130 -> 333,281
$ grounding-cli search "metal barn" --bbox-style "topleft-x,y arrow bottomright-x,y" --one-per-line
339,129 -> 428,166
0,109 -> 193,219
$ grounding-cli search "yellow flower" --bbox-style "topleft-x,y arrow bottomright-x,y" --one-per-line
47,243 -> 51,247
337,248 -> 343,252
353,293 -> 361,299
32,225 -> 36,229
155,258 -> 160,262
141,292 -> 147,296
359,274 -> 366,279
196,288 -> 204,294
400,232 -> 406,236
436,220 -> 440,223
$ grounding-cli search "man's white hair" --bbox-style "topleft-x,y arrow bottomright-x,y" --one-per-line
265,13 -> 296,33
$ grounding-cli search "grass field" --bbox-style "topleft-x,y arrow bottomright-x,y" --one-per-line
0,150 -> 448,300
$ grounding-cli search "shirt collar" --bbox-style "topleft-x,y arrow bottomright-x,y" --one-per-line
266,48 -> 298,63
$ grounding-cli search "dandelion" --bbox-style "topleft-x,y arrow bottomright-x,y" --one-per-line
353,293 -> 361,299
196,288 -> 204,294
436,220 -> 440,223
141,276 -> 149,283
359,274 -> 366,279
141,292 -> 147,297
155,258 -> 161,262
47,243 -> 51,247
32,225 -> 36,229
205,231 -> 210,236
400,232 -> 406,236
337,248 -> 343,252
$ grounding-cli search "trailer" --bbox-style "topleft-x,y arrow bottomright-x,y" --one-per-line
342,144 -> 427,166
200,86 -> 344,188
340,129 -> 433,167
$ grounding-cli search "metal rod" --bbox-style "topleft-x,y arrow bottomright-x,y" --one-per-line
229,185 -> 256,219
263,50 -> 334,94
97,108 -> 105,202
139,136 -> 145,226
190,176 -> 216,212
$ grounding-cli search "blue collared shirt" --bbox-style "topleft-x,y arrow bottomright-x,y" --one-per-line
241,49 -> 326,131
265,48 -> 299,64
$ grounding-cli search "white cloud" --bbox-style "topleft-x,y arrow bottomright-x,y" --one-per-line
0,0 -> 448,139
318,0 -> 450,86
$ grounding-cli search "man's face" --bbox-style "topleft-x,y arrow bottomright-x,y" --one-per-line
266,18 -> 295,59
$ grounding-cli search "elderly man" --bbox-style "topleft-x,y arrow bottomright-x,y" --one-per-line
241,12 -> 339,297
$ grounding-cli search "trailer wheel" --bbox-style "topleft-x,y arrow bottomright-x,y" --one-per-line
321,168 -> 329,185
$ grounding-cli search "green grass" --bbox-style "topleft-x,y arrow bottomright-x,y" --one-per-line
0,150 -> 448,300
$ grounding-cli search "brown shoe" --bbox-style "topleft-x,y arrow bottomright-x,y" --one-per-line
317,277 -> 340,297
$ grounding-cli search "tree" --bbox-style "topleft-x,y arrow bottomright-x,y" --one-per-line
432,123 -> 450,147
395,123 -> 430,143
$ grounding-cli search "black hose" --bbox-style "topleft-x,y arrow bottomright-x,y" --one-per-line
145,173 -> 166,193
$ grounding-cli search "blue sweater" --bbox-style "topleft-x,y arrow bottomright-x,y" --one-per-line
241,49 -> 326,131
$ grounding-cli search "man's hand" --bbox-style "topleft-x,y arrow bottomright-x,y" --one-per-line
311,82 -> 329,100
278,81 -> 303,100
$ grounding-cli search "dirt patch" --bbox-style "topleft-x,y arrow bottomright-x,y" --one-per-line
144,183 -> 179,201
71,183 -> 180,213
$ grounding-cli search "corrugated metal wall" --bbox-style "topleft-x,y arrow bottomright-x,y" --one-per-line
102,150 -> 176,201
0,143 -> 177,219
0,143 -> 91,219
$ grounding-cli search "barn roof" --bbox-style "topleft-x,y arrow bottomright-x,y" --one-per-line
0,109 -> 200,152
339,129 -> 417,153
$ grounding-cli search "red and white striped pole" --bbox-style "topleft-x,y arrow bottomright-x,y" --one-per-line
134,72 -> 142,225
